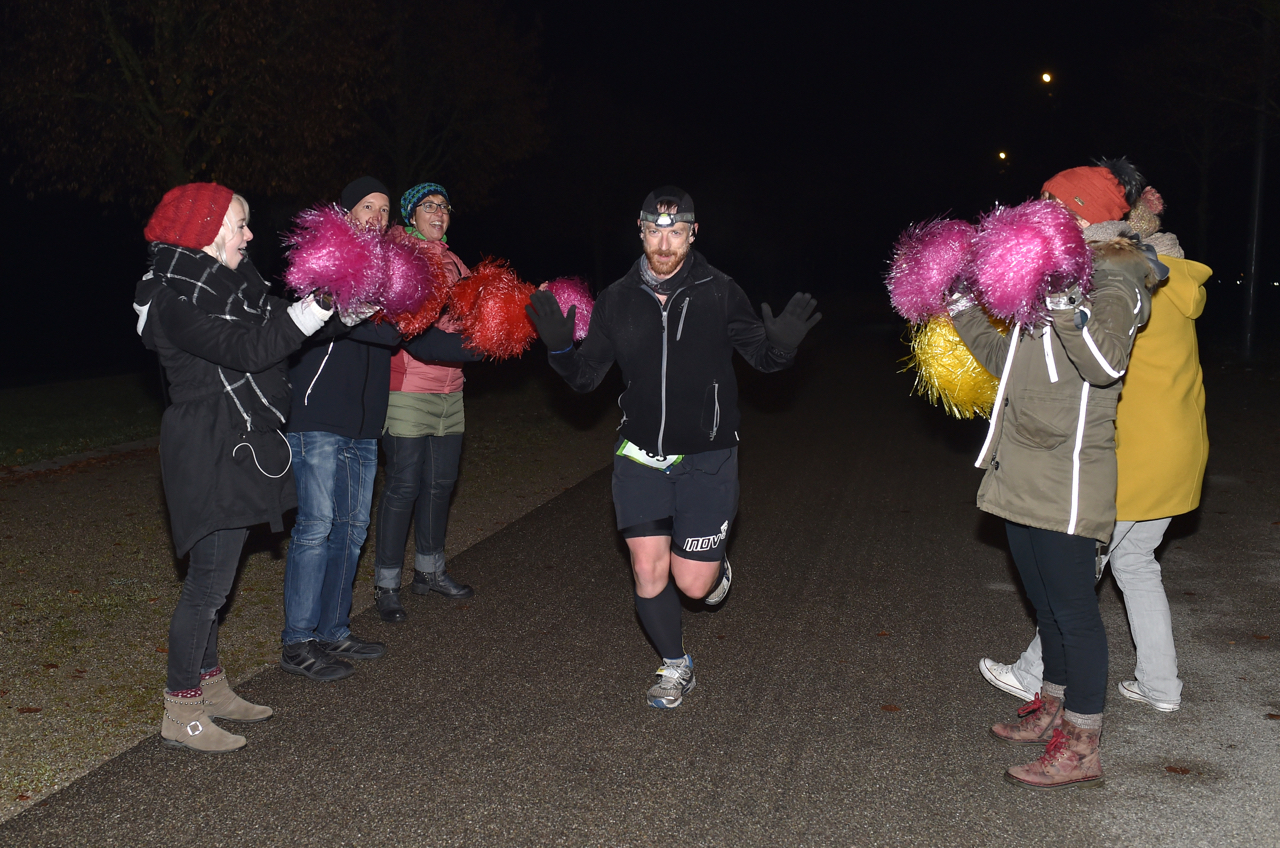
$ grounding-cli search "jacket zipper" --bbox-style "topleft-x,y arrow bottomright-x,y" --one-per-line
676,298 -> 690,340
650,286 -> 689,457
709,380 -> 719,440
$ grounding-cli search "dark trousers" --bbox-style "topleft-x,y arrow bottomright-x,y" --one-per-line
1005,521 -> 1107,715
374,433 -> 464,586
166,527 -> 249,691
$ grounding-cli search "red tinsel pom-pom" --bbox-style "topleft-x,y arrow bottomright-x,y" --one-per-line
544,277 -> 594,341
283,204 -> 383,314
449,258 -> 537,360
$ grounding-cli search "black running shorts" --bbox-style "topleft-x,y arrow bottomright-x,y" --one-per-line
612,441 -> 739,562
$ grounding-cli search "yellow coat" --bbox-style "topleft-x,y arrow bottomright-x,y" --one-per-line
1114,256 -> 1211,520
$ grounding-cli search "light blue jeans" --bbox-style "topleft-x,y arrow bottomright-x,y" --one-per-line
1005,517 -> 1182,705
281,431 -> 378,646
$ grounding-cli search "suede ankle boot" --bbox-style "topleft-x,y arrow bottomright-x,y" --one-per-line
161,692 -> 247,753
1004,716 -> 1104,790
990,691 -> 1063,744
200,670 -> 273,723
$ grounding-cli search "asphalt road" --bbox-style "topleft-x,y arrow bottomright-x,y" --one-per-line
3,328 -> 1277,847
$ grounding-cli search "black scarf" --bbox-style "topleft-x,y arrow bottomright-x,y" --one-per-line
639,253 -> 692,297
149,243 -> 292,432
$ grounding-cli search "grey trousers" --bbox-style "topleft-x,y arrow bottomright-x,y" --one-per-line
1005,517 -> 1182,705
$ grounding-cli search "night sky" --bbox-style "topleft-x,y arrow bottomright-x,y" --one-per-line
3,1 -> 1276,386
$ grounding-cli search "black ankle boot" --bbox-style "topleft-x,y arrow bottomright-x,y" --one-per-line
412,569 -> 475,599
374,587 -> 407,622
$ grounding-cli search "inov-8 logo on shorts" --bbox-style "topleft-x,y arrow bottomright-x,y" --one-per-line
684,521 -> 729,553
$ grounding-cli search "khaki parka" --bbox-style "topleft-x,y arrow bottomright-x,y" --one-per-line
954,239 -> 1156,544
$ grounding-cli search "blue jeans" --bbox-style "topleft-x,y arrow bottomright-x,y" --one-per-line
282,432 -> 377,645
373,433 -> 463,588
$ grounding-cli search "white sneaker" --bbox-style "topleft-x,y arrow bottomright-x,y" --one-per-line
978,658 -> 1036,701
704,558 -> 732,606
1118,680 -> 1180,712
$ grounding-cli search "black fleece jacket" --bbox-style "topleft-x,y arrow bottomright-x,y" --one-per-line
286,323 -> 480,439
549,250 -> 795,456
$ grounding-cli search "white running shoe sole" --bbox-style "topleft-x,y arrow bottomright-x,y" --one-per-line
978,657 -> 1036,702
1118,680 -> 1180,712
704,558 -> 732,606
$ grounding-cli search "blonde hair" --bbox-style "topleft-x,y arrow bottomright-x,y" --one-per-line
209,194 -> 251,267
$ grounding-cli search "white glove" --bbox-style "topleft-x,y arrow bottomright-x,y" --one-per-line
287,295 -> 335,336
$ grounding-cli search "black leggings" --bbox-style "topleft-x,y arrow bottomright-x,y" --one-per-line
166,527 -> 249,691
1005,521 -> 1107,715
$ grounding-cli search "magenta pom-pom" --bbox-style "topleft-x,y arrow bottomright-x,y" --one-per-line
377,228 -> 450,337
970,199 -> 1091,325
283,204 -> 383,314
544,277 -> 594,340
886,219 -> 975,323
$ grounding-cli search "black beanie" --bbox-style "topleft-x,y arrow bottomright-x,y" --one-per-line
340,176 -> 390,212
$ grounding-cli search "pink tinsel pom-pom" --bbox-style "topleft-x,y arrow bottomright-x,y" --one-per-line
544,277 -> 594,340
885,219 -> 976,324
970,199 -> 1092,325
380,229 -> 449,338
283,204 -> 384,314
450,258 -> 537,360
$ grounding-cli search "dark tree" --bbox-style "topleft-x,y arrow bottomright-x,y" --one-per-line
1,0 -> 544,212
351,2 -> 546,208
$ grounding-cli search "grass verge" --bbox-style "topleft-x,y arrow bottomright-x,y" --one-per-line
0,372 -> 166,466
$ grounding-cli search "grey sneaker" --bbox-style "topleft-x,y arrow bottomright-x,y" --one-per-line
646,654 -> 696,709
280,640 -> 355,682
318,633 -> 387,661
704,558 -> 732,606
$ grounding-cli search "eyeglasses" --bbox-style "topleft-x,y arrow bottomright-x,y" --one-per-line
416,201 -> 452,214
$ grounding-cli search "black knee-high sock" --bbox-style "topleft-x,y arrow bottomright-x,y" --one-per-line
635,580 -> 683,660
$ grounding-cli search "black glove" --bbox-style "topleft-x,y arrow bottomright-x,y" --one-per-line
525,290 -> 577,352
761,292 -> 822,350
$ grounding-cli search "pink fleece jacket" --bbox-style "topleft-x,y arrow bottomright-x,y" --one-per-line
389,230 -> 469,394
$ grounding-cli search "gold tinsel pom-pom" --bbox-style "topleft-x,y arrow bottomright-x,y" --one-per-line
903,315 -> 1000,420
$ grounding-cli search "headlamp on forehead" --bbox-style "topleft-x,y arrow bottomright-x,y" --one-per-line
639,185 -> 696,228
641,210 -> 695,228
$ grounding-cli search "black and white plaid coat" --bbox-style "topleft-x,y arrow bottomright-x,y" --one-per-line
135,244 -> 309,556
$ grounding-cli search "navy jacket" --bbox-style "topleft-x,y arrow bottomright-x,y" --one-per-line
287,324 -> 479,439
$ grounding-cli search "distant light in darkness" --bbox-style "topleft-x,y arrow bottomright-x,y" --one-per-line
999,152 -> 1007,160
1042,73 -> 1052,83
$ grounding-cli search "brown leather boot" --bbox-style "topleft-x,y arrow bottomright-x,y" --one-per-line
990,692 -> 1063,744
201,670 -> 273,723
160,692 -> 247,753
1004,717 -> 1104,790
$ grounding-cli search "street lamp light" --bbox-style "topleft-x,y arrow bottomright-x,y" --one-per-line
1042,72 -> 1052,83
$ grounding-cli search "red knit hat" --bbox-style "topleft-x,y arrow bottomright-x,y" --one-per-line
1041,166 -> 1129,225
144,183 -> 235,248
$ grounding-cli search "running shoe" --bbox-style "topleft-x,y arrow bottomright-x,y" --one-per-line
647,654 -> 696,709
704,557 -> 732,606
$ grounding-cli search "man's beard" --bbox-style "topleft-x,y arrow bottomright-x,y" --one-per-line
645,243 -> 689,277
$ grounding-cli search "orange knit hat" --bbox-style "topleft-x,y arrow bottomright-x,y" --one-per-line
1041,166 -> 1129,224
